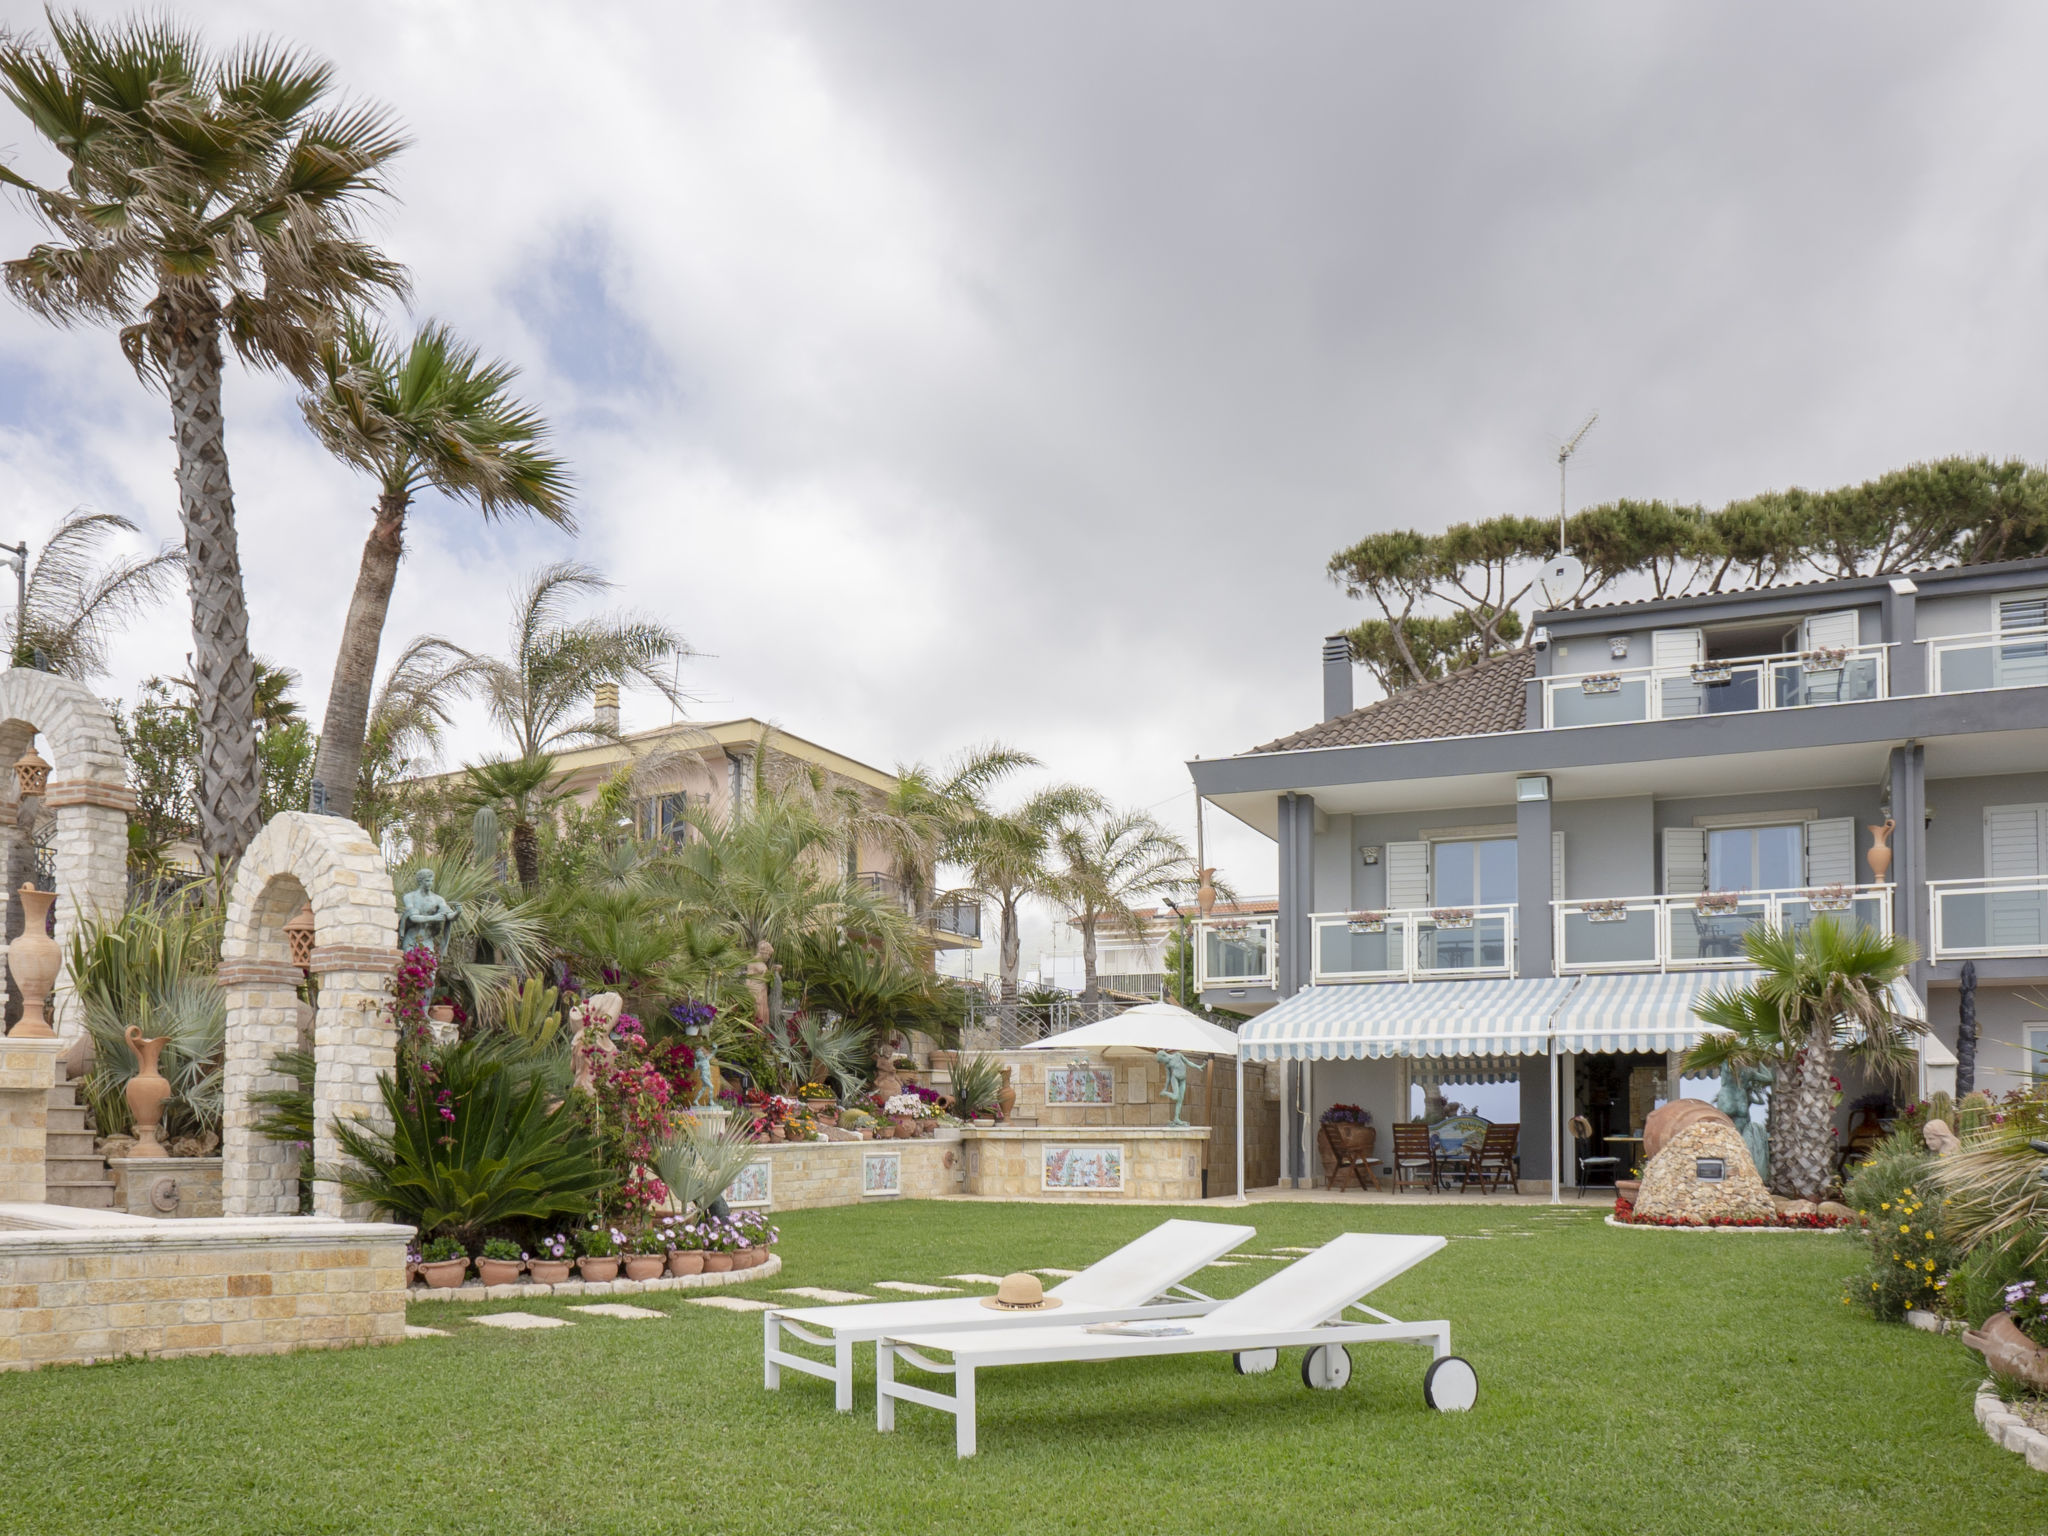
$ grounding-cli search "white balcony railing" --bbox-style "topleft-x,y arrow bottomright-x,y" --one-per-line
1540,644 -> 1889,729
1195,916 -> 1277,990
1929,877 -> 2048,960
1551,884 -> 1894,974
1924,628 -> 2048,696
1309,904 -> 1517,984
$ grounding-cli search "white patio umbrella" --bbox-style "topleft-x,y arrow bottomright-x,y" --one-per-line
1017,1001 -> 1240,1058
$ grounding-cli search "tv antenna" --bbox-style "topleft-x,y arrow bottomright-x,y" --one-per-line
1556,410 -> 1598,546
1539,411 -> 1597,608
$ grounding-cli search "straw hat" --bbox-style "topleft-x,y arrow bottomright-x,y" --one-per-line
979,1272 -> 1062,1311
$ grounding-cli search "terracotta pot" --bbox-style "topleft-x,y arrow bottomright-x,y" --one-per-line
123,1025 -> 173,1157
623,1254 -> 666,1281
527,1260 -> 572,1285
1867,819 -> 1895,882
419,1258 -> 468,1289
6,885 -> 59,1038
475,1257 -> 523,1286
997,1077 -> 1016,1119
668,1251 -> 706,1277
1614,1178 -> 1642,1206
406,1261 -> 419,1287
1964,1312 -> 2048,1392
769,1124 -> 786,1142
1643,1099 -> 1731,1163
703,1252 -> 734,1273
892,1118 -> 916,1139
744,1247 -> 772,1269
577,1256 -> 621,1283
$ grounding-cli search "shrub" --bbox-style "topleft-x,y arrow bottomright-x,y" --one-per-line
478,1237 -> 522,1262
70,899 -> 226,1140
948,1053 -> 1005,1120
1843,1134 -> 1957,1320
577,1225 -> 622,1258
653,1117 -> 761,1217
420,1235 -> 465,1264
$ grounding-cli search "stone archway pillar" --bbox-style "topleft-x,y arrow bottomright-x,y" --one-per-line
306,943 -> 400,1220
218,956 -> 311,1216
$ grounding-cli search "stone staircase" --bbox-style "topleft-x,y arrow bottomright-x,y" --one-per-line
44,1078 -> 115,1209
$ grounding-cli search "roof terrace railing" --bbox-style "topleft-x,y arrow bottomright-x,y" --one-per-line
1923,627 -> 2048,696
1195,915 -> 1277,991
1928,876 -> 2048,960
1307,904 -> 1517,984
1550,883 -> 1893,974
1539,643 -> 1889,729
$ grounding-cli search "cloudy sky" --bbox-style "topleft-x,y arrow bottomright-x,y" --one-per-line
0,2 -> 2043,967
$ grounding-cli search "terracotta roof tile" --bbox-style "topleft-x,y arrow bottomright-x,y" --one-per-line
1250,648 -> 1534,753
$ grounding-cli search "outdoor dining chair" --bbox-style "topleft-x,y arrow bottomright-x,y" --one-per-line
1569,1115 -> 1620,1194
1320,1122 -> 1379,1191
1459,1122 -> 1520,1194
1391,1123 -> 1438,1192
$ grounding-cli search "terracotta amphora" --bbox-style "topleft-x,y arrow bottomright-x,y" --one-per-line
1867,819 -> 1895,883
7,885 -> 59,1038
124,1025 -> 173,1157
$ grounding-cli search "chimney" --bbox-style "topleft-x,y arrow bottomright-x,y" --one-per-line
1321,635 -> 1353,720
594,682 -> 620,734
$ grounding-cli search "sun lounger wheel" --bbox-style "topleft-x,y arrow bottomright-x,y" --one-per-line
1423,1355 -> 1478,1412
1300,1344 -> 1351,1390
1233,1349 -> 1277,1375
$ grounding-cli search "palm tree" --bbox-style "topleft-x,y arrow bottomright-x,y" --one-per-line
11,509 -> 182,677
955,784 -> 1104,1004
460,755 -> 564,891
1050,807 -> 1193,1005
479,562 -> 690,759
351,637 -> 491,841
1685,918 -> 1921,1201
0,16 -> 408,863
303,316 -> 571,818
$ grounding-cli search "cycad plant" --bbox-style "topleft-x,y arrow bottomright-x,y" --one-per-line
1686,917 -> 1920,1201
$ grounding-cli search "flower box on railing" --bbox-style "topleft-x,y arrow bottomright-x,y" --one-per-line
1212,921 -> 1249,938
1580,673 -> 1622,695
1345,911 -> 1388,935
1688,662 -> 1733,686
1694,892 -> 1743,916
1428,908 -> 1475,929
1579,899 -> 1632,924
1803,883 -> 1855,912
1800,646 -> 1849,673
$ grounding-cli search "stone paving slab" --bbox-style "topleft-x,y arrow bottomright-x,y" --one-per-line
403,1325 -> 449,1339
943,1273 -> 1006,1285
469,1312 -> 572,1330
874,1281 -> 956,1294
568,1304 -> 665,1320
1033,1268 -> 1080,1277
778,1287 -> 871,1303
684,1296 -> 777,1312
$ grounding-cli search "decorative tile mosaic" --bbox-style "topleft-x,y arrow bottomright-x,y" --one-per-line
862,1150 -> 901,1197
728,1159 -> 772,1207
1042,1144 -> 1124,1192
1046,1064 -> 1117,1105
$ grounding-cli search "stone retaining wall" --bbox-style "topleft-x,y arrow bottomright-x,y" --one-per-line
0,1039 -> 56,1202
737,1133 -> 965,1210
961,1125 -> 1210,1199
110,1156 -> 224,1218
0,1204 -> 408,1371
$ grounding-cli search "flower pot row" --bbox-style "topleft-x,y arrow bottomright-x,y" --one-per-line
408,1247 -> 775,1289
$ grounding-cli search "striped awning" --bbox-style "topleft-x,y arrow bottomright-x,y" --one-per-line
1553,971 -> 1933,1054
1236,977 -> 1575,1063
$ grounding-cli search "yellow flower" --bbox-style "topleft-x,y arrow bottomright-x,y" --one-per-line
1926,1260 -> 1937,1271
1872,1282 -> 1880,1290
1893,1252 -> 1901,1261
1925,1231 -> 1934,1241
1900,1223 -> 1911,1233
1904,1188 -> 1914,1196
1881,1202 -> 1891,1211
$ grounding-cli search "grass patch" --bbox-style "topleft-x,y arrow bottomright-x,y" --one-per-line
0,1201 -> 2030,1534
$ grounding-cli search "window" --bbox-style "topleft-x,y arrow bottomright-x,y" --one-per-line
2028,1025 -> 2048,1088
636,793 -> 690,844
1707,825 -> 1802,892
1432,839 -> 1517,906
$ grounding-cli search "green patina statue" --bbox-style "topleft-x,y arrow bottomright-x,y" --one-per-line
1715,1060 -> 1774,1184
1157,1049 -> 1191,1127
398,869 -> 461,958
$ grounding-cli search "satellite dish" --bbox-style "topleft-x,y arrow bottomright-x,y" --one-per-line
1538,553 -> 1584,608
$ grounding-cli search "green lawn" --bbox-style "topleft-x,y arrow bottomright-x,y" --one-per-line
0,1201 -> 2031,1534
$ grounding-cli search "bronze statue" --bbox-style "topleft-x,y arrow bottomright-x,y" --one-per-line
1157,1049 -> 1191,1127
1715,1061 -> 1773,1183
399,869 -> 461,957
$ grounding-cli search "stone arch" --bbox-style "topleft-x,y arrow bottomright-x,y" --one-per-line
0,667 -> 132,1035
219,811 -> 399,1219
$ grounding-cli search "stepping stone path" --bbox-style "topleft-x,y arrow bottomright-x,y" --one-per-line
1273,1246 -> 1317,1253
568,1304 -> 665,1320
874,1282 -> 956,1294
685,1296 -> 777,1313
469,1312 -> 572,1330
403,1325 -> 449,1339
1205,1261 -> 1242,1267
778,1287 -> 871,1303
943,1274 -> 1006,1285
1033,1268 -> 1081,1278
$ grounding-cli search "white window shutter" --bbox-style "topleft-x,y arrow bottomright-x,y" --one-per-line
1998,594 -> 2048,632
1552,830 -> 1567,902
1651,628 -> 1704,668
1662,828 -> 1707,895
1803,817 -> 1856,886
1984,806 -> 2047,879
1801,610 -> 1860,652
1386,841 -> 1430,910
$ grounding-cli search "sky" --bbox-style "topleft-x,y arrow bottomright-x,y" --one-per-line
0,3 -> 2045,977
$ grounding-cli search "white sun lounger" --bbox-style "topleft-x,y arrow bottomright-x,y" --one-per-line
876,1231 -> 1475,1456
762,1218 -> 1255,1412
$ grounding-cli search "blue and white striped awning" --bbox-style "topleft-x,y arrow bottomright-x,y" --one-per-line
1237,977 -> 1575,1063
1552,971 -> 1930,1053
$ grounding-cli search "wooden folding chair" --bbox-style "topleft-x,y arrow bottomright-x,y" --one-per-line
1459,1123 -> 1521,1194
1391,1123 -> 1439,1192
1321,1122 -> 1379,1191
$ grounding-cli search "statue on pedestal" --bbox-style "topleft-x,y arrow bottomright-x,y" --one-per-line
1715,1060 -> 1774,1184
1157,1049 -> 1191,1127
399,869 -> 461,958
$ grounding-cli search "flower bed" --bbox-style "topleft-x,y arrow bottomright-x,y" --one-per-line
1608,1196 -> 1858,1231
407,1251 -> 781,1300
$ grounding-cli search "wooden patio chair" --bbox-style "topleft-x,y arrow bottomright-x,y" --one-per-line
1460,1122 -> 1521,1194
1391,1123 -> 1438,1193
1321,1122 -> 1380,1191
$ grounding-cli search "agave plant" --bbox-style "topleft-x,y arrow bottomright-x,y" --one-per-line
654,1117 -> 762,1218
947,1053 -> 1006,1121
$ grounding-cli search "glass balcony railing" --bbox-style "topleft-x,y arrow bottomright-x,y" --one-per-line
1541,645 -> 1888,728
1926,628 -> 2048,695
1929,878 -> 2048,959
1308,905 -> 1516,984
1552,884 -> 1894,973
1195,917 -> 1277,990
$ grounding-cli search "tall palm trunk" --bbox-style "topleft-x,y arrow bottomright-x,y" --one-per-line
1079,914 -> 1100,1005
165,313 -> 262,864
997,895 -> 1022,1001
1769,1038 -> 1837,1201
511,817 -> 539,890
311,489 -> 408,818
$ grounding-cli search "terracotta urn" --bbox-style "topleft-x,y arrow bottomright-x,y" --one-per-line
703,1251 -> 735,1273
1964,1312 -> 2048,1392
1867,819 -> 1896,883
419,1259 -> 469,1289
123,1025 -> 173,1157
577,1255 -> 621,1283
892,1118 -> 916,1139
527,1260 -> 572,1285
668,1250 -> 706,1277
768,1124 -> 786,1142
6,885 -> 59,1038
406,1260 -> 419,1287
623,1254 -> 666,1281
476,1257 -> 523,1286
997,1069 -> 1016,1120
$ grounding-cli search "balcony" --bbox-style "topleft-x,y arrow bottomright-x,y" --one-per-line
1929,877 -> 2048,960
1540,644 -> 1888,729
1195,916 -> 1277,990
855,872 -> 982,943
1308,905 -> 1517,984
1551,883 -> 1894,973
1925,628 -> 2048,696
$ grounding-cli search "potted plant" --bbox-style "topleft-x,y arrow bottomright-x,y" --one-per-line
736,1210 -> 778,1267
405,1240 -> 421,1288
884,1091 -> 924,1137
666,1218 -> 706,1276
577,1225 -> 624,1283
418,1235 -> 468,1289
476,1237 -> 525,1286
624,1227 -> 668,1281
1318,1104 -> 1375,1181
528,1232 -> 573,1285
701,1217 -> 736,1273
